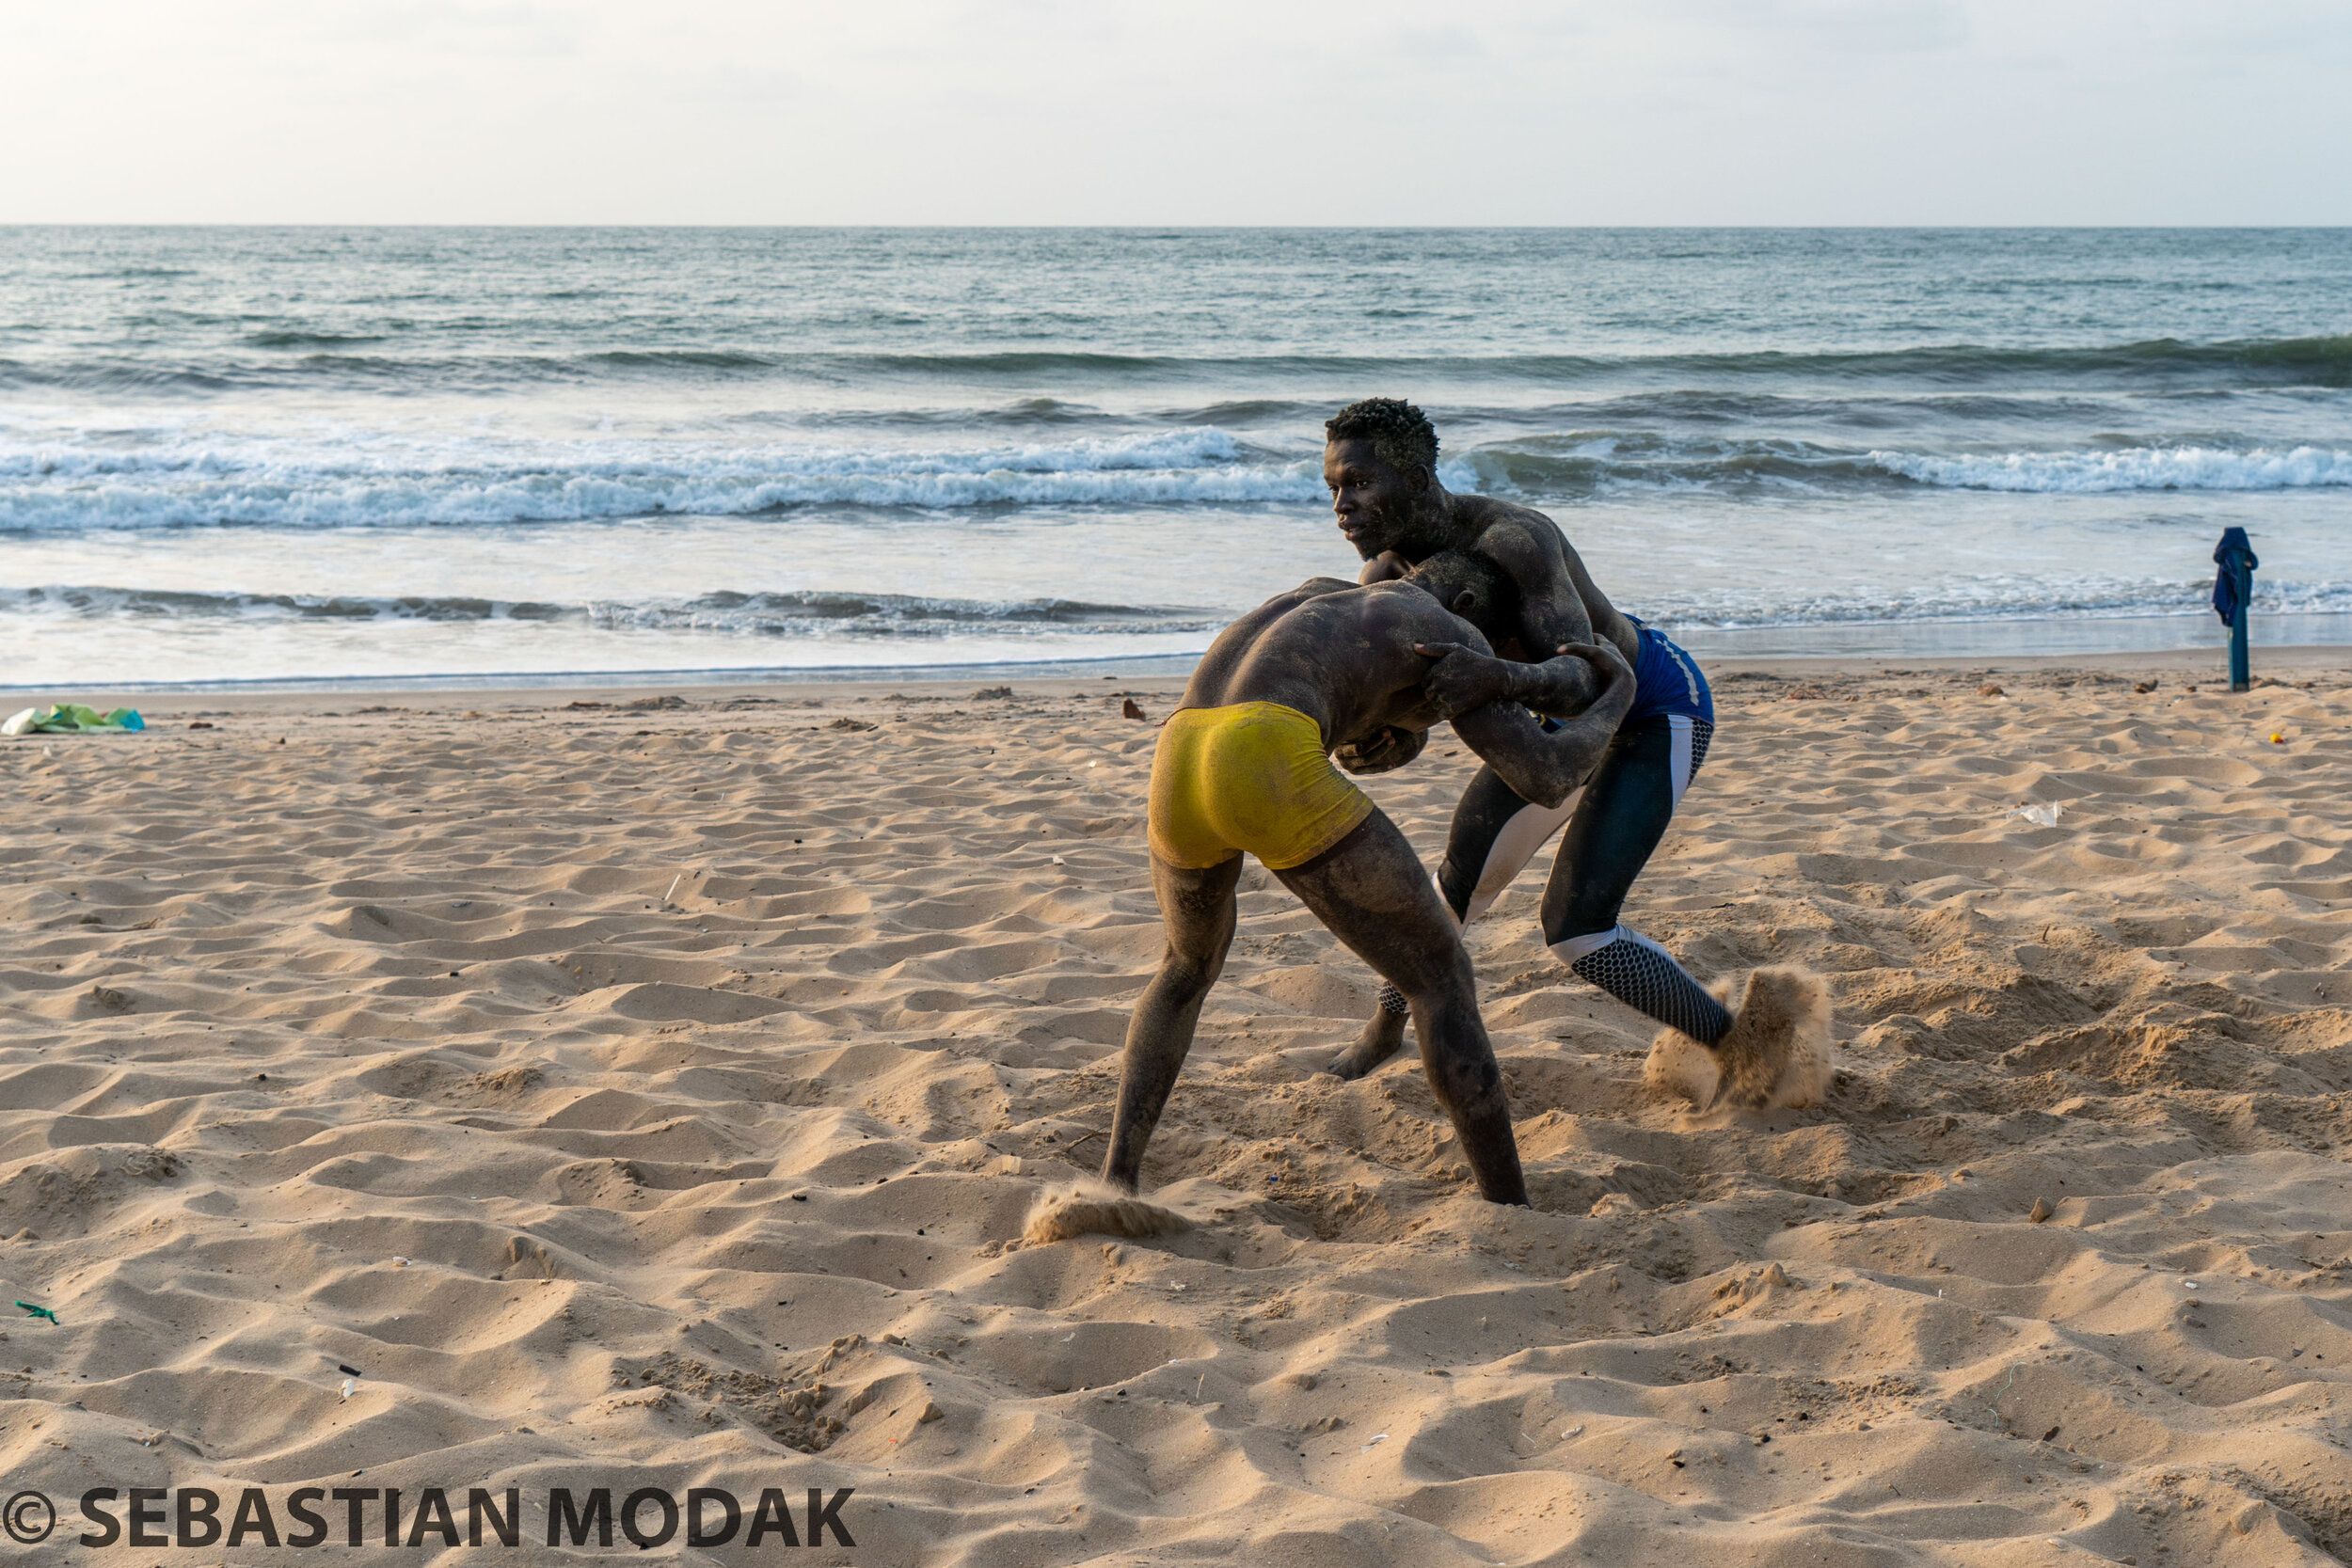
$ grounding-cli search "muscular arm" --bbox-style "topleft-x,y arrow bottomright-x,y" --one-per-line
1416,513 -> 1644,720
1476,650 -> 1609,720
1445,641 -> 1637,808
1331,563 -> 1423,772
1471,520 -> 1614,715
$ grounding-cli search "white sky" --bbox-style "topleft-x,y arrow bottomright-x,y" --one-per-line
4,0 -> 2347,224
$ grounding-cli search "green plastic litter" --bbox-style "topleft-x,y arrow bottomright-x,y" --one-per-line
15,1301 -> 59,1324
1,703 -> 145,736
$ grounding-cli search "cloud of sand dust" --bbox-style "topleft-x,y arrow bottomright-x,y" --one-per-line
1024,1180 -> 1195,1245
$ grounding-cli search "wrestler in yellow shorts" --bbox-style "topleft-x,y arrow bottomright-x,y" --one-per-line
1147,701 -> 1375,871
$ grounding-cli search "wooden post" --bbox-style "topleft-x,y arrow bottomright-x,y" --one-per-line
2229,555 -> 2251,693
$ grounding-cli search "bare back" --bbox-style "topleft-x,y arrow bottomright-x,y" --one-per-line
1176,579 -> 1484,754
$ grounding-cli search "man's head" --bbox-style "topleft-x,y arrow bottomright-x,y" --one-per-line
1325,397 -> 1440,561
1407,549 -> 1513,642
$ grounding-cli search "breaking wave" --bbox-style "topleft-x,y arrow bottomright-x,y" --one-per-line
1454,437 -> 2352,497
1865,444 -> 2352,492
0,429 -> 1324,531
0,585 -> 1227,640
11,424 -> 2351,532
4,335 -> 2348,397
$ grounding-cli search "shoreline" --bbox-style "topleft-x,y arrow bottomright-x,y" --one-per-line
11,606 -> 2346,701
10,641 -> 2344,716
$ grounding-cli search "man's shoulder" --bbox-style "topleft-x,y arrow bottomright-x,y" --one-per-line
1454,495 -> 1567,572
1341,578 -> 1454,636
1254,576 -> 1360,617
1259,578 -> 1416,640
1343,578 -> 1430,618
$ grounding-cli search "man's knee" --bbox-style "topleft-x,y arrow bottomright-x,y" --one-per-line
1396,949 -> 1476,1011
1155,942 -> 1228,995
1421,1035 -> 1507,1113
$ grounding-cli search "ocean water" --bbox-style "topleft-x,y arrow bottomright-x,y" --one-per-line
3,227 -> 2348,687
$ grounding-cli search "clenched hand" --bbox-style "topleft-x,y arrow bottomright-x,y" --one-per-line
1333,724 -> 1426,775
1411,642 -> 1522,719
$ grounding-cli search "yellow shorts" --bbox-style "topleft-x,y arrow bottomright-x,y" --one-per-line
1147,701 -> 1375,871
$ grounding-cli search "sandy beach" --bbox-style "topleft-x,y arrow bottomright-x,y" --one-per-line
3,650 -> 2349,1565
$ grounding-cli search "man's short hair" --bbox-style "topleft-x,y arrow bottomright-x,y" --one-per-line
1326,397 -> 1438,479
1407,548 -> 1514,640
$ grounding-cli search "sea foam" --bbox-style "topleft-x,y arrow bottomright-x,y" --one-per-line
1868,444 -> 2352,493
0,427 -> 1327,531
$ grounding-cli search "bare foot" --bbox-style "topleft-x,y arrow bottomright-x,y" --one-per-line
1322,1007 -> 1408,1080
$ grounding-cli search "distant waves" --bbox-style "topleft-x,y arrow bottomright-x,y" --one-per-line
0,428 -> 1314,531
8,426 -> 2352,533
0,584 -> 1225,639
2,334 -> 2347,398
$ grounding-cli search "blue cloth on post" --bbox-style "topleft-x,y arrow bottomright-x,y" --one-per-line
2212,527 -> 2259,628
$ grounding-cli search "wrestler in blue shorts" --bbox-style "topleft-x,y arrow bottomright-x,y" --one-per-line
1370,618 -> 1729,1045
1322,396 -> 1821,1108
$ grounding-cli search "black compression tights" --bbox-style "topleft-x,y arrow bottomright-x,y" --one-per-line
1377,715 -> 1731,1044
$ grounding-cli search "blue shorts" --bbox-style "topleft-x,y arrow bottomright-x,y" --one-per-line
1625,620 -> 1714,726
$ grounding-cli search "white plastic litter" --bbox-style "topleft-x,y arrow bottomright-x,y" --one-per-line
340,1378 -> 356,1402
1362,1433 -> 1388,1450
2011,802 -> 2062,827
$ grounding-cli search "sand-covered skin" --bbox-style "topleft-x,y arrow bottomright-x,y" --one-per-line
2,664 -> 2348,1565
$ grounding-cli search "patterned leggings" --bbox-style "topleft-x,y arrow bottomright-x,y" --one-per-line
1376,712 -> 1731,1045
